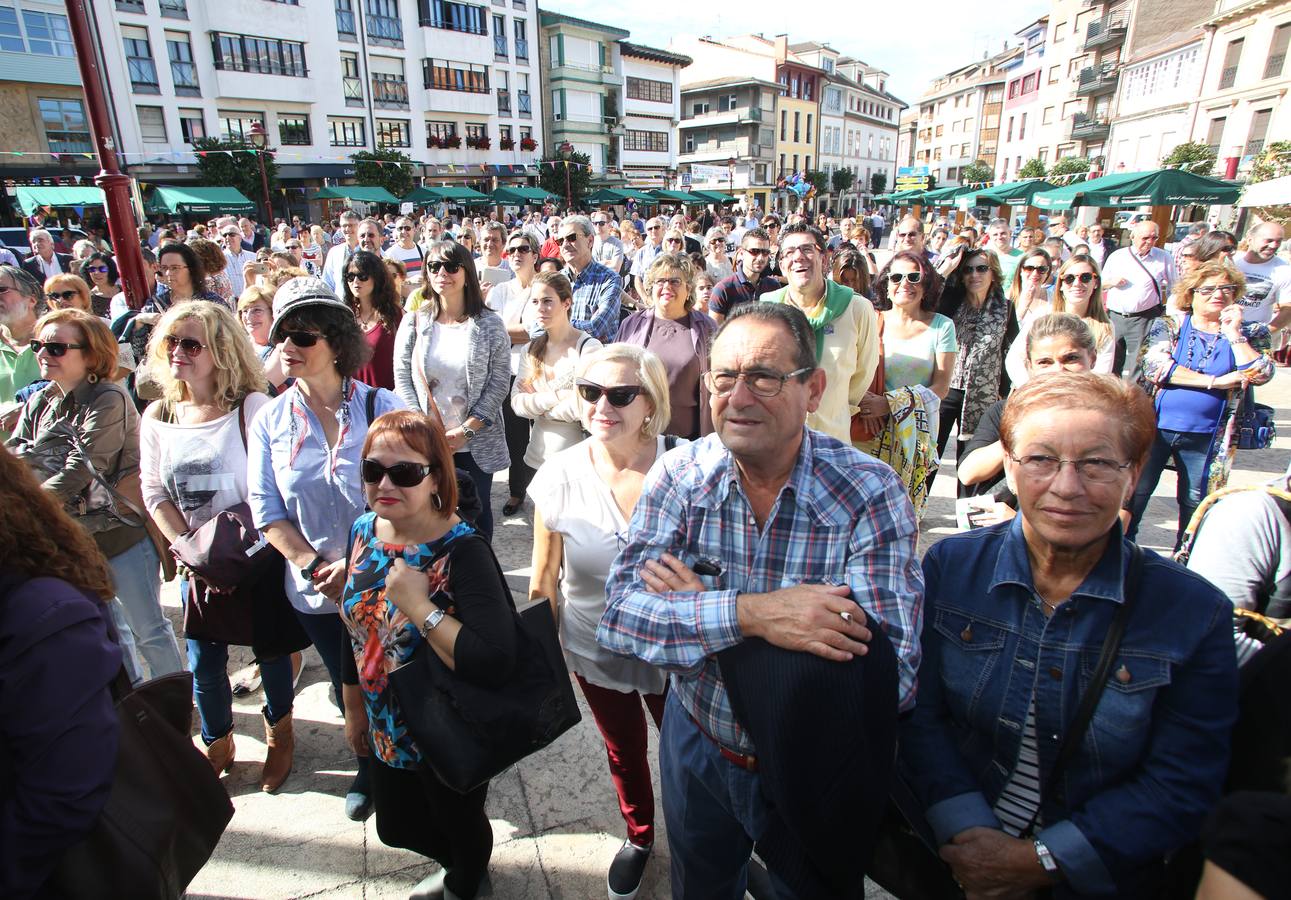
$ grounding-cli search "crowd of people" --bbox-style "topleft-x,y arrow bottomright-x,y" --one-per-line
0,198 -> 1288,900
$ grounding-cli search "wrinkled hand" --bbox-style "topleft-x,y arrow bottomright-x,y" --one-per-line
1212,370 -> 1248,391
641,552 -> 705,593
858,391 -> 890,421
385,558 -> 431,619
737,584 -> 872,661
312,559 -> 348,603
344,705 -> 370,757
941,827 -> 1048,899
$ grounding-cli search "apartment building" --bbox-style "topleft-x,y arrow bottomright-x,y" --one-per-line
676,77 -> 778,212
835,57 -> 905,201
618,41 -> 689,189
914,45 -> 1018,185
996,17 -> 1048,183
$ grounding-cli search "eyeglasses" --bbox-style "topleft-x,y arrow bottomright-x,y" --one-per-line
426,260 -> 462,275
646,225 -> 663,231
345,271 -> 370,282
163,334 -> 206,357
1194,284 -> 1239,297
361,458 -> 434,487
1009,454 -> 1131,484
781,243 -> 818,258
557,233 -> 582,245
30,339 -> 85,356
964,264 -> 993,274
506,245 -> 532,255
653,277 -> 684,290
84,265 -> 109,274
592,220 -> 610,226
896,231 -> 921,240
764,222 -> 781,229
286,244 -> 302,250
221,232 -> 240,239
887,271 -> 923,285
743,247 -> 771,257
397,225 -> 414,231
1022,264 -> 1050,274
1061,272 -> 1096,286
275,330 -> 322,348
576,381 -> 644,407
158,265 -> 189,275
46,289 -> 81,303
705,366 -> 813,398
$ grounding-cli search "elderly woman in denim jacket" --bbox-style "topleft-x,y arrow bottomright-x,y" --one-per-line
900,372 -> 1237,899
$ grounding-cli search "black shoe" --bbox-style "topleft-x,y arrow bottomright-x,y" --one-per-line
345,789 -> 373,821
502,497 -> 523,516
607,840 -> 651,900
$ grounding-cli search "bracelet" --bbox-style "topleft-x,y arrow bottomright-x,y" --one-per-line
1229,334 -> 1249,344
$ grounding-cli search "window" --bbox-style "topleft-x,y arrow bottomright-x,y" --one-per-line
1245,108 -> 1272,156
278,113 -> 310,145
377,118 -> 410,147
1061,99 -> 1083,119
137,106 -> 167,143
178,108 -> 205,143
492,14 -> 506,57
0,7 -> 23,52
1220,38 -> 1243,89
1042,105 -> 1055,125
423,58 -> 488,93
167,33 -> 199,95
372,72 -> 408,107
22,10 -> 74,56
426,120 -> 457,146
684,133 -> 695,153
159,0 -> 187,13
218,110 -> 264,142
792,153 -> 799,172
419,0 -> 486,35
1205,116 -> 1226,152
123,30 -> 159,93
624,129 -> 666,152
212,33 -> 307,77
1038,147 -> 1048,164
519,125 -> 532,142
1266,24 -> 1290,79
328,116 -> 366,146
38,98 -> 91,153
366,0 -> 402,43
793,110 -> 800,142
499,124 -> 511,142
513,19 -> 527,61
1067,57 -> 1084,78
1006,116 -> 1013,142
627,77 -> 672,103
518,72 -> 531,115
1019,112 -> 1026,140
341,52 -> 363,105
1054,21 -> 1065,42
806,113 -> 812,144
496,70 -> 511,115
336,0 -> 356,37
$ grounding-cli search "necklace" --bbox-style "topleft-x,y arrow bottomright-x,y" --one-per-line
1035,593 -> 1060,615
1183,324 -> 1222,372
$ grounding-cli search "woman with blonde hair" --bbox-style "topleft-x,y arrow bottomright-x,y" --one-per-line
189,237 -> 234,304
43,272 -> 93,313
703,227 -> 733,282
1006,246 -> 1054,324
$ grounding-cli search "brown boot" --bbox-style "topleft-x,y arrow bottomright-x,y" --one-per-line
261,709 -> 294,793
203,731 -> 235,774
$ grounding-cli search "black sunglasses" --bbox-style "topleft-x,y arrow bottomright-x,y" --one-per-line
506,245 -> 532,254
163,334 -> 206,356
275,329 -> 322,348
84,265 -> 109,274
557,234 -> 581,245
964,264 -> 993,274
1022,264 -> 1050,274
346,271 -> 370,282
46,289 -> 80,302
426,260 -> 462,275
361,458 -> 434,487
576,381 -> 644,407
30,339 -> 84,356
1061,272 -> 1096,285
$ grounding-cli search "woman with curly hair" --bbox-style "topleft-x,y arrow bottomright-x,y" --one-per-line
0,444 -> 123,900
188,238 -> 234,304
342,249 -> 402,390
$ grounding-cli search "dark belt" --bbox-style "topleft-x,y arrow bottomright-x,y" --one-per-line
1109,305 -> 1163,319
688,711 -> 758,771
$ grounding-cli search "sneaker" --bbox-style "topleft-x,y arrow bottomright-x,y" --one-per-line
607,840 -> 651,900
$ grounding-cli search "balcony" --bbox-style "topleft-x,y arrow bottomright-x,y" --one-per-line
681,106 -> 762,127
1219,65 -> 1238,90
494,35 -> 507,58
549,60 -> 618,85
515,38 -> 528,60
1083,13 -> 1127,52
159,0 -> 187,18
517,91 -> 531,117
1244,137 -> 1265,157
373,78 -> 409,109
344,76 -> 364,107
367,13 -> 403,46
1074,63 -> 1118,96
677,137 -> 760,164
1070,112 -> 1110,142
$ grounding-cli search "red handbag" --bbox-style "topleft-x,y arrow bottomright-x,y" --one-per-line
850,314 -> 887,443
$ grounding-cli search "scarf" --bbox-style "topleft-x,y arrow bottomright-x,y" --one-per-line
288,377 -> 355,474
796,281 -> 854,359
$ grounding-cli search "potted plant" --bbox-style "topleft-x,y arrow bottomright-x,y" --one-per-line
427,134 -> 443,149
499,137 -> 515,150
467,135 -> 492,150
444,134 -> 462,149
520,136 -> 538,151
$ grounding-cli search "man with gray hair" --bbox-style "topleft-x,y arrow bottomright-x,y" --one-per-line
322,209 -> 361,292
0,265 -> 44,436
1102,220 -> 1175,378
21,229 -> 72,281
557,215 -> 621,341
630,216 -> 667,298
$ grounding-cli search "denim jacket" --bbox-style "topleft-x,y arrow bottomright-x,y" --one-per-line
900,519 -> 1237,897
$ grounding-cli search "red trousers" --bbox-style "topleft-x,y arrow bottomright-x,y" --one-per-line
576,673 -> 667,847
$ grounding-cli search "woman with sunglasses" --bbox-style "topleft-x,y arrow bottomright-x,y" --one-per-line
526,343 -> 672,900
80,252 -> 120,320
1007,247 -> 1054,325
42,272 -> 94,315
248,276 -> 404,819
761,216 -> 784,280
616,253 -> 716,441
342,250 -> 403,391
703,227 -> 734,283
394,241 -> 510,541
1049,255 -> 1113,374
1128,258 -> 1275,550
936,246 -> 1018,493
7,308 -> 180,681
138,301 -> 305,786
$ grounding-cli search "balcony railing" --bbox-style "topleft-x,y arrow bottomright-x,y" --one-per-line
367,14 -> 403,44
128,59 -> 159,93
494,34 -> 507,58
497,88 -> 511,114
515,38 -> 528,60
1070,112 -> 1110,142
1084,13 -> 1127,51
343,76 -> 364,106
336,8 -> 356,37
517,91 -> 531,116
1075,63 -> 1118,96
1265,53 -> 1286,80
1219,65 -> 1238,90
1244,137 -> 1265,157
373,79 -> 409,108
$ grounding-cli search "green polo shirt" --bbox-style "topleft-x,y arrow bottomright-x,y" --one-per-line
0,336 -> 39,439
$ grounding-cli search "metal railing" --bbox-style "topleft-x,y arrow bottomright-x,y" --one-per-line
497,88 -> 511,114
494,34 -> 507,57
1084,13 -> 1127,50
1265,53 -> 1286,79
515,38 -> 528,60
1219,65 -> 1238,89
518,91 -> 531,115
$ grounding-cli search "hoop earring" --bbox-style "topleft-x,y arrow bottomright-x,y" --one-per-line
86,373 -> 99,384
431,493 -> 443,511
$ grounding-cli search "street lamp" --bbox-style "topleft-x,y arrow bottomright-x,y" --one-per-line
248,121 -> 273,225
726,156 -> 736,202
558,141 -> 574,211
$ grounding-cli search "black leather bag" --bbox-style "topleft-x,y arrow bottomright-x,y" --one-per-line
47,669 -> 234,900
389,537 -> 581,794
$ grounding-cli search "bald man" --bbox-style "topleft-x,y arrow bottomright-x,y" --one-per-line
1102,221 -> 1176,378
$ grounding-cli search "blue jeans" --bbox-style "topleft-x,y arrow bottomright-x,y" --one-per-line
109,537 -> 183,679
455,451 -> 494,542
294,608 -> 370,793
660,693 -> 796,900
1128,427 -> 1213,548
182,579 -> 294,744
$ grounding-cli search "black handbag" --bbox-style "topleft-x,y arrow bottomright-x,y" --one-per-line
389,536 -> 581,794
47,667 -> 234,899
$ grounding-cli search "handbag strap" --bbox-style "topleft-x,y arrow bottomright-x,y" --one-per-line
58,422 -> 148,526
1022,542 -> 1144,837
1128,250 -> 1163,306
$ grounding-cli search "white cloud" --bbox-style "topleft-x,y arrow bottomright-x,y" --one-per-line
546,0 -> 1049,103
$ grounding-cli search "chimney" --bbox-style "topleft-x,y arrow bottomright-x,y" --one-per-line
774,34 -> 788,63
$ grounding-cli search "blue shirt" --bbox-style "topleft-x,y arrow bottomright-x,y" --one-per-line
599,428 -> 924,754
564,259 -> 623,343
900,518 -> 1237,897
247,380 -> 404,613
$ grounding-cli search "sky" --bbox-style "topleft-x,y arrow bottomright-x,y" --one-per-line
547,0 -> 1051,105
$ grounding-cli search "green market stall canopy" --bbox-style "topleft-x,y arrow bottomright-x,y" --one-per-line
146,186 -> 256,215
1031,169 -> 1242,211
15,185 -> 105,217
309,185 -> 401,204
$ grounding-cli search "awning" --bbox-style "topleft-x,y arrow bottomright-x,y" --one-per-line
490,186 -> 557,205
650,189 -> 706,203
146,186 -> 256,215
959,179 -> 1057,208
15,186 -> 105,217
1238,174 -> 1291,208
309,185 -> 401,204
689,189 -> 737,203
405,186 -> 492,204
585,187 -> 659,204
1032,169 -> 1242,211
919,185 -> 967,205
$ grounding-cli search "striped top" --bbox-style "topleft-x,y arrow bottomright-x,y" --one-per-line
994,695 -> 1043,836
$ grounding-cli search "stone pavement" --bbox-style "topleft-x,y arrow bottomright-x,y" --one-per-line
180,366 -> 1290,900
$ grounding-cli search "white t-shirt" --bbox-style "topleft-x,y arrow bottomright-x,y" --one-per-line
526,437 -> 672,695
384,243 -> 424,279
422,320 -> 471,429
486,277 -> 536,376
1234,254 -> 1291,325
139,393 -> 271,527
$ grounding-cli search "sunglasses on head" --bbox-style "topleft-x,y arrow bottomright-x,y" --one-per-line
163,334 -> 206,356
1061,272 -> 1096,285
426,260 -> 462,275
30,339 -> 84,356
361,458 -> 434,487
576,381 -> 643,407
275,329 -> 322,348
46,289 -> 80,302
887,271 -> 922,285
346,271 -> 370,282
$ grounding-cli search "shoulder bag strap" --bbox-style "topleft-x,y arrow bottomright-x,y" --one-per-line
58,422 -> 148,525
365,383 -> 377,425
1128,250 -> 1163,306
1022,542 -> 1144,837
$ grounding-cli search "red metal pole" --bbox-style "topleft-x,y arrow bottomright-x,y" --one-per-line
64,0 -> 149,310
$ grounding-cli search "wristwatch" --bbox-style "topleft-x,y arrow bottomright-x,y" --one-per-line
1034,839 -> 1060,880
300,553 -> 326,581
461,423 -> 477,441
419,607 -> 446,640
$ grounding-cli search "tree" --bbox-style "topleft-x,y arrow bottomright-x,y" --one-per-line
1247,140 -> 1291,228
191,137 -> 279,211
1018,158 -> 1047,179
870,171 -> 887,195
538,151 -> 592,208
959,159 -> 993,185
1048,155 -> 1092,178
351,149 -> 416,199
805,170 -> 828,195
831,167 -> 855,194
1160,141 -> 1217,174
